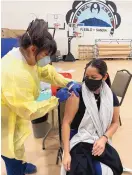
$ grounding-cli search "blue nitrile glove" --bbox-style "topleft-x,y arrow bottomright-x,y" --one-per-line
56,88 -> 71,102
67,81 -> 82,97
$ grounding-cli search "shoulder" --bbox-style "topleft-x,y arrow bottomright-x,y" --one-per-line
112,91 -> 120,107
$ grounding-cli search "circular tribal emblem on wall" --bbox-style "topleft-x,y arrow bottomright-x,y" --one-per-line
66,0 -> 121,35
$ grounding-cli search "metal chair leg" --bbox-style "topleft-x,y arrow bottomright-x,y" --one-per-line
60,149 -> 63,161
56,147 -> 63,165
56,149 -> 60,165
60,147 -> 63,154
119,116 -> 122,126
41,110 -> 55,150
42,123 -> 52,150
42,138 -> 45,150
56,103 -> 64,165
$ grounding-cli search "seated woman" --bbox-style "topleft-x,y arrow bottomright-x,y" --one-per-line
61,59 -> 123,175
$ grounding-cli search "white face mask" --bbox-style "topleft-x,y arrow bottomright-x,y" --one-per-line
38,56 -> 51,67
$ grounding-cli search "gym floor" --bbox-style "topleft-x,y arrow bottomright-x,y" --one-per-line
1,60 -> 132,175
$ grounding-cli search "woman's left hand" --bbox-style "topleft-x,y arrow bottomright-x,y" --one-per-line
56,88 -> 71,102
92,136 -> 107,156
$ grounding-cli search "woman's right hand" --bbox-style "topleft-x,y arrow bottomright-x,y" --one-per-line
63,152 -> 71,171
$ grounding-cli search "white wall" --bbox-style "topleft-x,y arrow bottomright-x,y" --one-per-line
2,1 -> 132,58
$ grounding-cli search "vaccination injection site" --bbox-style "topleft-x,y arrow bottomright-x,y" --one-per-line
1,0 -> 132,175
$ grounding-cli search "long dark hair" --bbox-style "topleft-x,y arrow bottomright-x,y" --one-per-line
19,18 -> 57,56
82,59 -> 111,87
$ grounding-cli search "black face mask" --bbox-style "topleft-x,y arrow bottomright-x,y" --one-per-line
84,77 -> 102,91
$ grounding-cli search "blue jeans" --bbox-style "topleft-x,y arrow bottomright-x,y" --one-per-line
1,156 -> 25,175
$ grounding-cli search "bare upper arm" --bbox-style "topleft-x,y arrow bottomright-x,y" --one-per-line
63,92 -> 80,125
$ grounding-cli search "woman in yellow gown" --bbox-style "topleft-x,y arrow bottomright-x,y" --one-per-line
1,18 -> 81,175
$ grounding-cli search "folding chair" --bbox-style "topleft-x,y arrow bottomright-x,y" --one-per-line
111,69 -> 132,126
111,69 -> 132,173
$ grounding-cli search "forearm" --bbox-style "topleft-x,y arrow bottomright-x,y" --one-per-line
5,95 -> 58,120
62,122 -> 71,154
105,122 -> 119,138
39,65 -> 70,87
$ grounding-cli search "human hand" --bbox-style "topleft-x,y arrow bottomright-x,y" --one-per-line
67,81 -> 81,97
92,136 -> 107,156
56,88 -> 71,102
63,152 -> 71,171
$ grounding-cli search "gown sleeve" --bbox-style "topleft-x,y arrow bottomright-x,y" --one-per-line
2,69 -> 58,121
38,64 -> 71,87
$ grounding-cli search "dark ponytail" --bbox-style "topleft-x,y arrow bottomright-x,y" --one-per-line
19,18 -> 57,56
105,73 -> 111,87
82,59 -> 111,88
